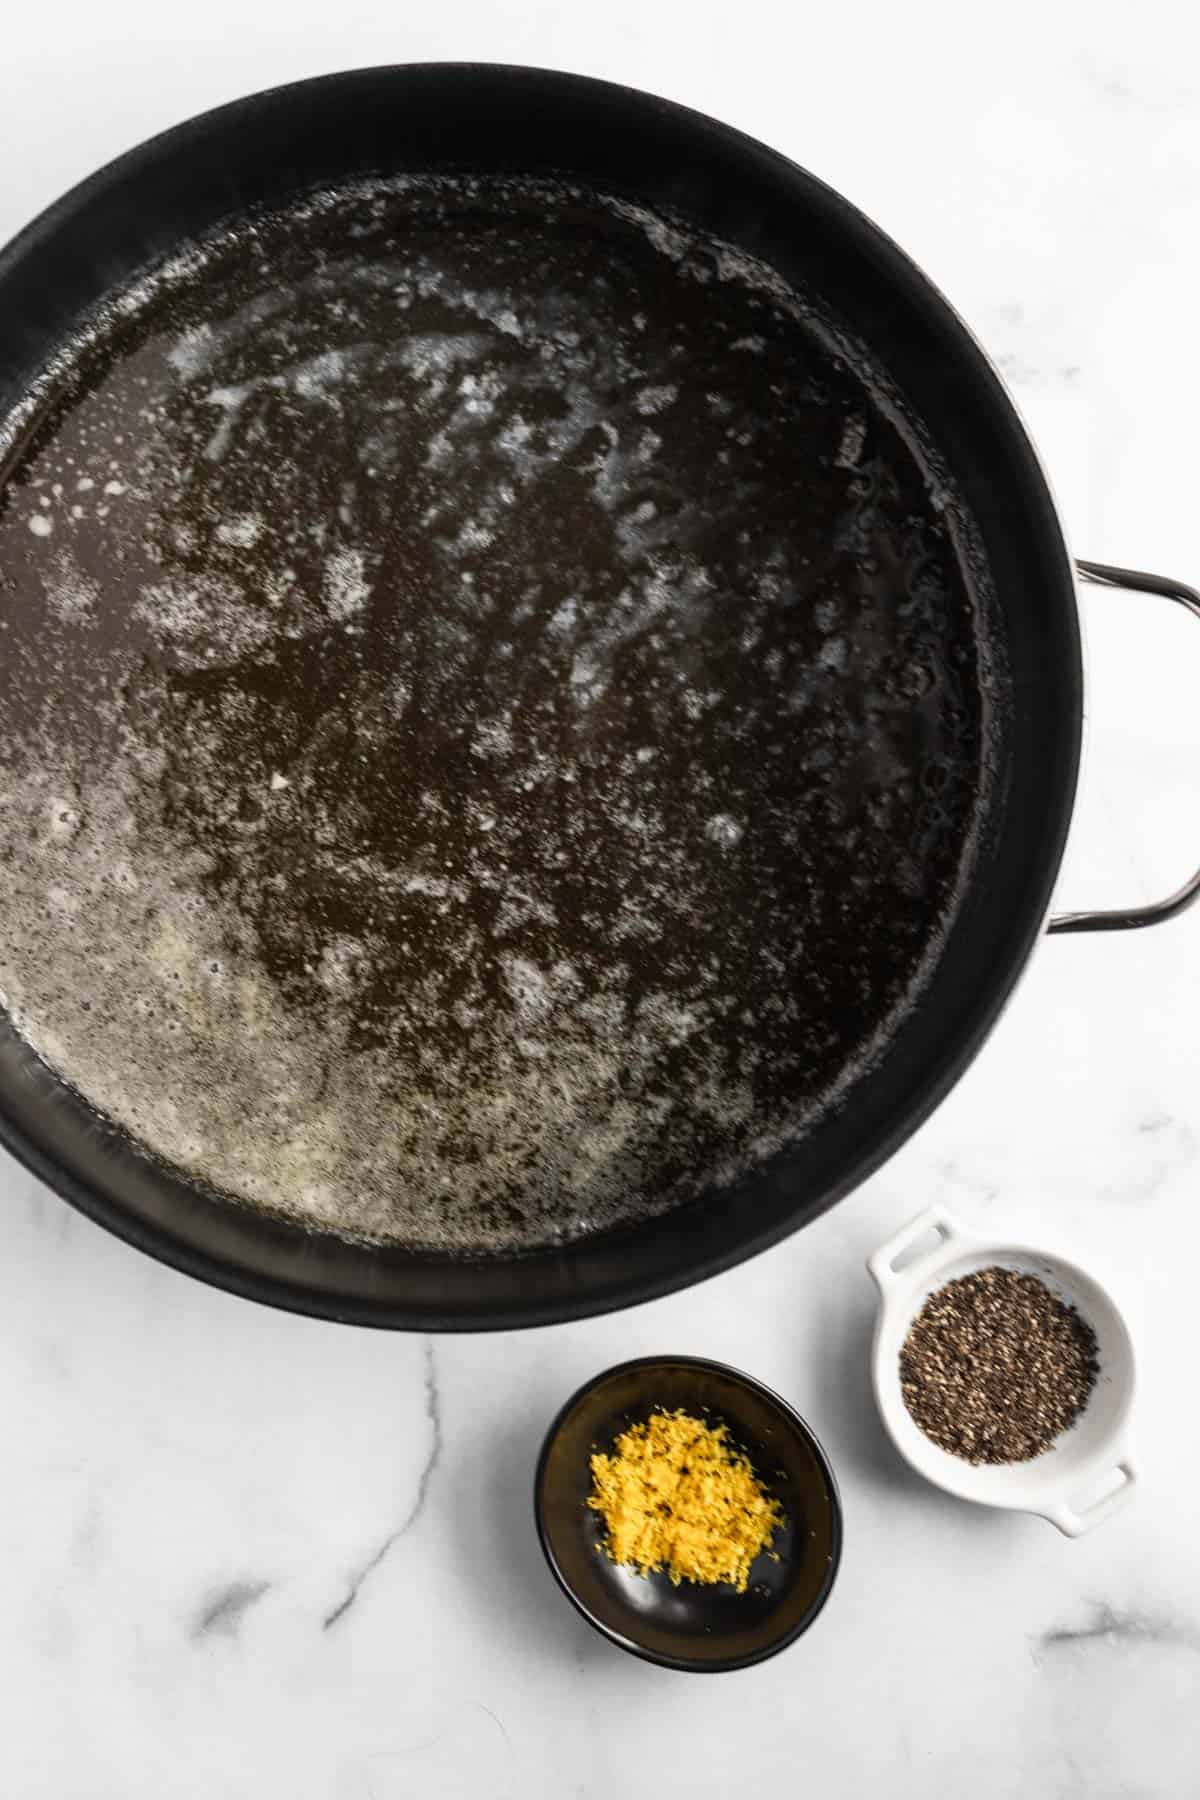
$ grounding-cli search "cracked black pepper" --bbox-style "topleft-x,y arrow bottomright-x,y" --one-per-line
899,1266 -> 1099,1464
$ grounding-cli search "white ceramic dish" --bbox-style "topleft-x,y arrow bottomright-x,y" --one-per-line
868,1206 -> 1138,1536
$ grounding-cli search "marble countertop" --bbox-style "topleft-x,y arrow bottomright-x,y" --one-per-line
3,6 -> 1199,1795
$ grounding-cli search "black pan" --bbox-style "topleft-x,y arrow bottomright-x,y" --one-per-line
0,64 -> 1195,1329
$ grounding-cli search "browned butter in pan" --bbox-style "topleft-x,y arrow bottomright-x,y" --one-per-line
0,179 -> 997,1249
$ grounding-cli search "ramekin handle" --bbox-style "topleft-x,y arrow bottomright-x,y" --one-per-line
1038,1453 -> 1140,1537
867,1206 -> 971,1293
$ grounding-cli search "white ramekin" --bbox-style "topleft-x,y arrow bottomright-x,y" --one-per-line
868,1206 -> 1138,1536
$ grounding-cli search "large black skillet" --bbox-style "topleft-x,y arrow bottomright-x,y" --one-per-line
0,64 -> 1195,1328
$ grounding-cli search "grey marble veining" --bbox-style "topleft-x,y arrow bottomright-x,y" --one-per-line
192,1580 -> 274,1643
1037,1602 -> 1200,1657
323,1340 -> 443,1630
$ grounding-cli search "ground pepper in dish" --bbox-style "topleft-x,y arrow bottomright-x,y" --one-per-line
899,1266 -> 1099,1464
587,1409 -> 783,1589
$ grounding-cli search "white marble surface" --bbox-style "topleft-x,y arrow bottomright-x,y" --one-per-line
3,5 -> 1199,1795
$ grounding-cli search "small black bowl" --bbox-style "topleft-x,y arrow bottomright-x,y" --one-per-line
534,1355 -> 842,1672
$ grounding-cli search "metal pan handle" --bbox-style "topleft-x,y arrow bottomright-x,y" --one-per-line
1048,559 -> 1200,935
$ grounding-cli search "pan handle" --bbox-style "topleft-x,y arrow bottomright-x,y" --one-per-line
1048,559 -> 1200,935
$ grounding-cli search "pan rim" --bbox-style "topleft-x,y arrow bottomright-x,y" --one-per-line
0,62 -> 1080,1328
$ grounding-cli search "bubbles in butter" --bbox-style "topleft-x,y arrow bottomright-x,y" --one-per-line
0,177 -> 1000,1250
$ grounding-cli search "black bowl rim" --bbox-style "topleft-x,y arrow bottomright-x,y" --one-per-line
533,1353 -> 843,1672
